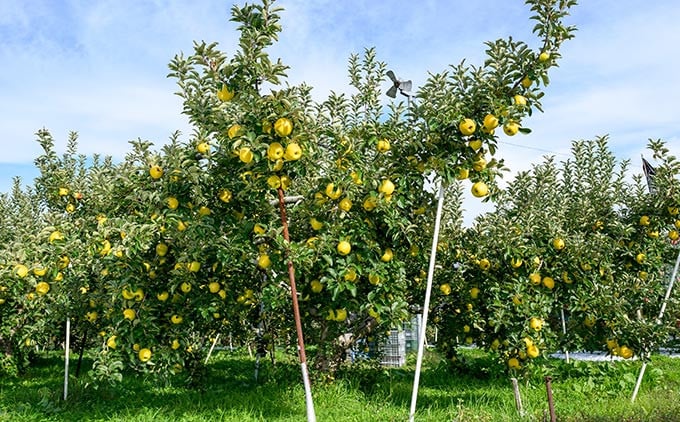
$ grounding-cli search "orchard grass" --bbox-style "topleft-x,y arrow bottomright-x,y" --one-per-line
1,348 -> 680,421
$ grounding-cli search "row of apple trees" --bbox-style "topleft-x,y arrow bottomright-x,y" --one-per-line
434,136 -> 680,371
0,0 -> 576,382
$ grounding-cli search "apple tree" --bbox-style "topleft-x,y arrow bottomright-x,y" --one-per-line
433,136 -> 680,373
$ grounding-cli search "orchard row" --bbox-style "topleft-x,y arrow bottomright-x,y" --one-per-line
0,0 -> 622,382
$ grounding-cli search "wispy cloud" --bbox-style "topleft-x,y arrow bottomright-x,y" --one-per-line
1,0 -> 679,223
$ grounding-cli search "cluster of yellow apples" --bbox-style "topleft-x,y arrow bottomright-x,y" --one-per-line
56,186 -> 85,214
226,115 -> 299,189
451,55 -> 552,202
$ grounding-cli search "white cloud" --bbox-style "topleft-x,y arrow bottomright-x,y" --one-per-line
2,0 -> 680,212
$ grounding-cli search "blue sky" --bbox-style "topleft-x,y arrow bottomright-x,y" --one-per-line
1,1 -> 679,223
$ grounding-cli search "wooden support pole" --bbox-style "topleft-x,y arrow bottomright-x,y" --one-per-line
277,187 -> 316,422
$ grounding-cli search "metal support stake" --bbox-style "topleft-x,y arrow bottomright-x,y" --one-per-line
63,318 -> 70,401
205,334 -> 220,365
632,248 -> 680,402
409,183 -> 445,422
560,307 -> 570,363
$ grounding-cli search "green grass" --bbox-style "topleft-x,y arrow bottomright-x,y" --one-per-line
1,349 -> 680,421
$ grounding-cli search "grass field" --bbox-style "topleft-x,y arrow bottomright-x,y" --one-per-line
1,348 -> 680,421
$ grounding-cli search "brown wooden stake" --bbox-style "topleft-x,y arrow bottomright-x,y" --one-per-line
545,376 -> 556,422
277,187 -> 316,422
511,377 -> 524,417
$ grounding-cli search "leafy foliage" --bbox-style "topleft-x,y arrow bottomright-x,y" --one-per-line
0,0 -> 579,384
434,136 -> 680,373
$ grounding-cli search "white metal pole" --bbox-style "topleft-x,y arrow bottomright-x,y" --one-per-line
631,362 -> 647,403
205,334 -> 220,365
301,361 -> 315,422
631,248 -> 680,402
409,182 -> 445,422
560,307 -> 570,363
63,318 -> 70,401
655,250 -> 680,324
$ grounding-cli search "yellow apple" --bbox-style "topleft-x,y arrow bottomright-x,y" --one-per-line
503,121 -> 520,136
456,168 -> 469,180
267,142 -> 284,161
35,282 -> 50,295
166,196 -> 179,210
335,308 -> 348,322
363,196 -> 377,211
552,238 -> 565,250
284,143 -> 302,161
529,317 -> 543,331
482,114 -> 499,130
471,181 -> 489,198
188,261 -> 201,273
14,264 -> 29,278
381,248 -> 394,262
227,124 -> 243,139
258,254 -> 271,269
542,276 -> 555,289
149,165 -> 163,180
377,139 -> 390,153
123,309 -> 136,320
337,240 -> 351,256
310,218 -> 323,231
217,84 -> 234,101
325,183 -> 342,200
49,230 -> 64,243
107,335 -> 117,349
468,139 -> 483,151
274,117 -> 293,137
472,156 -> 487,171
529,272 -> 541,285
379,179 -> 395,196
238,147 -> 254,164
219,189 -> 232,203
310,280 -> 323,293
196,142 -> 210,155
156,243 -> 168,257
339,197 -> 352,212
459,118 -> 476,136
122,288 -> 136,300
138,348 -> 152,362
